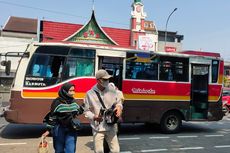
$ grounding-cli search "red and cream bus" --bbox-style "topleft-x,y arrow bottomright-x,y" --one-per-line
3,42 -> 224,133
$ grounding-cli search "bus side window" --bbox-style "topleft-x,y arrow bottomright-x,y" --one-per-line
212,60 -> 219,83
64,57 -> 95,79
160,61 -> 173,81
159,57 -> 188,82
51,57 -> 64,78
174,61 -> 189,82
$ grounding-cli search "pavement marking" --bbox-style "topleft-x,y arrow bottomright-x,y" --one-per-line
141,149 -> 168,152
205,134 -> 224,137
149,136 -> 170,139
214,145 -> 230,148
119,137 -> 140,140
217,131 -> 229,134
222,129 -> 230,131
177,135 -> 198,138
177,147 -> 204,150
0,142 -> 27,146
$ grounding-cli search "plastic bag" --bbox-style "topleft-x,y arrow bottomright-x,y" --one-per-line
38,136 -> 49,153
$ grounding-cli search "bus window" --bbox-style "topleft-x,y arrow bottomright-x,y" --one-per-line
212,60 -> 219,83
175,61 -> 189,82
160,56 -> 188,82
25,54 -> 65,87
160,61 -> 173,81
126,53 -> 159,80
65,58 -> 95,78
63,48 -> 95,79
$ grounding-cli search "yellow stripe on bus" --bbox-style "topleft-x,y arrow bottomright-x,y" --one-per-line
22,92 -> 86,99
22,92 -> 220,102
208,96 -> 220,102
124,94 -> 190,101
124,94 -> 220,102
218,74 -> 223,84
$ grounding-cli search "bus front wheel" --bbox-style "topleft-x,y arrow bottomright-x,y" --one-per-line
160,111 -> 182,134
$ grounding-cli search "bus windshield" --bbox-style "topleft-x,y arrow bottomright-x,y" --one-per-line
24,46 -> 95,87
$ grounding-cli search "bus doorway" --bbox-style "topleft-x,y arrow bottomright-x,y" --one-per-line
190,64 -> 209,119
98,56 -> 123,90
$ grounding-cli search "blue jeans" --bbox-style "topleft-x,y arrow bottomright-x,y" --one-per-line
53,125 -> 78,153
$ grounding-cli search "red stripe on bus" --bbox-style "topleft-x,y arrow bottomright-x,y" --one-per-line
122,80 -> 191,96
23,78 -> 97,93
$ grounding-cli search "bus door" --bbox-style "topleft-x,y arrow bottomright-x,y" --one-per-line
190,64 -> 209,119
96,49 -> 126,90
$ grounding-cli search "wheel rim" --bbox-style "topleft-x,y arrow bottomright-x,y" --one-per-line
166,115 -> 178,130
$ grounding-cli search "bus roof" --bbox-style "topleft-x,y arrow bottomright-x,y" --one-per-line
32,42 -> 223,60
180,50 -> 221,58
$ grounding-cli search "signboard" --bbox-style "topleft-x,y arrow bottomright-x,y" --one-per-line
138,35 -> 157,51
165,46 -> 177,52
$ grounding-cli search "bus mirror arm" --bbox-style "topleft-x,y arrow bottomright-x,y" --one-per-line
0,52 -> 30,58
23,52 -> 30,58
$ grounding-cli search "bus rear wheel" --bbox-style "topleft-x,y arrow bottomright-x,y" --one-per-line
160,111 -> 182,134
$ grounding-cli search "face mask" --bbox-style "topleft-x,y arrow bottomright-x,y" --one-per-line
101,80 -> 109,88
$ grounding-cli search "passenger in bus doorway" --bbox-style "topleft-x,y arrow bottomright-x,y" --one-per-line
42,82 -> 84,153
84,69 -> 123,153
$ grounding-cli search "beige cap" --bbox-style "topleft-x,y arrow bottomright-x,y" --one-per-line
96,69 -> 112,79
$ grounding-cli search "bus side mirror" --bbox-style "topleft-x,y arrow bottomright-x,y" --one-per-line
1,60 -> 11,75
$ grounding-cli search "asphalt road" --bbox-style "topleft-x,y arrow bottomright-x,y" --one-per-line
1,116 -> 230,153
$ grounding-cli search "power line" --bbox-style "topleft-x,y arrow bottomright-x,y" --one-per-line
0,0 -> 129,27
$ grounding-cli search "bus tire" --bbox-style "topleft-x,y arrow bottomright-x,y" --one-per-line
160,111 -> 182,134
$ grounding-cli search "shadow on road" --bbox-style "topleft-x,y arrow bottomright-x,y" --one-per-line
0,121 -> 218,139
1,124 -> 47,139
0,123 -> 93,139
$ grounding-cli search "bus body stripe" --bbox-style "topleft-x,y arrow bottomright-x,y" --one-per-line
22,91 -> 220,102
22,78 -> 222,102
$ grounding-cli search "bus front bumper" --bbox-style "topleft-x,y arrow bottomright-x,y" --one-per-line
2,106 -> 18,123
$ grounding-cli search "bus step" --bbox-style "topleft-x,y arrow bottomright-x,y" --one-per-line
192,112 -> 205,119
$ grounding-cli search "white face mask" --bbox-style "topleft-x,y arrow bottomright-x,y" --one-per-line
101,80 -> 109,88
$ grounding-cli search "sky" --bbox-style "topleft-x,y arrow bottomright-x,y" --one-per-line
0,0 -> 230,60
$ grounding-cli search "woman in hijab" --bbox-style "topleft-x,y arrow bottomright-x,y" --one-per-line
42,82 -> 84,153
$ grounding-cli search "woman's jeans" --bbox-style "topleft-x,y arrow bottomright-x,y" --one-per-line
52,125 -> 78,153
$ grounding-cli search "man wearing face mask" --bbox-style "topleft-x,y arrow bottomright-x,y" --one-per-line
84,69 -> 123,153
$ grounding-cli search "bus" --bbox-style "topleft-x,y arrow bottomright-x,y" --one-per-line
3,42 -> 224,133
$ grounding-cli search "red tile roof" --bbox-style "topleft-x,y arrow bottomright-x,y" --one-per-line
41,21 -> 131,48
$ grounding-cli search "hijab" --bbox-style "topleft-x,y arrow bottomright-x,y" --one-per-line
58,82 -> 75,103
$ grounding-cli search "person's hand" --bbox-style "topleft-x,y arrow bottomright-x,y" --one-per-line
114,105 -> 122,117
42,131 -> 50,138
94,115 -> 103,122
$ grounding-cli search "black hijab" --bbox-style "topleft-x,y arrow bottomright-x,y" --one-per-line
58,82 -> 75,103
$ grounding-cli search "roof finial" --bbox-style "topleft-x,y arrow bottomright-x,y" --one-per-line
134,0 -> 141,3
92,0 -> 95,11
